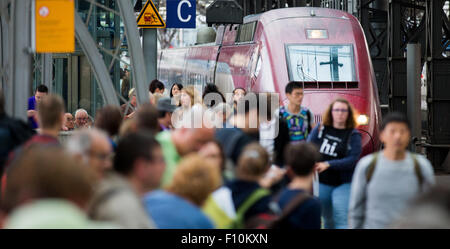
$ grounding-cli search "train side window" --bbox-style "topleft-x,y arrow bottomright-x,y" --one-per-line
236,22 -> 257,43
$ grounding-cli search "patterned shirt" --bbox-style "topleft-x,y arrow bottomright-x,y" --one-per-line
279,105 -> 312,142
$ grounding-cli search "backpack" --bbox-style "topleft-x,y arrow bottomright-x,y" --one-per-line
244,191 -> 311,229
366,152 -> 424,192
229,188 -> 271,229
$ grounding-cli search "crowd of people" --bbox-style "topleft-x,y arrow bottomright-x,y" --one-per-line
0,79 -> 449,229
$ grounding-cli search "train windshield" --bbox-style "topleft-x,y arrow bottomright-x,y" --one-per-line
286,44 -> 356,82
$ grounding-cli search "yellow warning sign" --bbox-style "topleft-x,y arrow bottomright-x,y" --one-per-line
35,0 -> 74,53
137,0 -> 166,28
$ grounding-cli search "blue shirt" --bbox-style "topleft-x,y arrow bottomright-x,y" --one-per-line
27,96 -> 38,129
278,189 -> 321,229
143,190 -> 214,229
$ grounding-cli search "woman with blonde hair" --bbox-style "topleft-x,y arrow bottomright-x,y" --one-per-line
172,85 -> 203,128
142,154 -> 221,228
307,98 -> 362,229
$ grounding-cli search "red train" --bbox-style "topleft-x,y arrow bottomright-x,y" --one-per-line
158,7 -> 381,156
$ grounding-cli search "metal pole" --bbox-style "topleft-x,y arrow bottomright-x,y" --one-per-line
117,0 -> 149,105
407,43 -> 421,152
11,0 -> 32,121
41,53 -> 53,92
143,28 -> 157,87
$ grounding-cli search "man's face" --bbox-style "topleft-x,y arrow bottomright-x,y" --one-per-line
75,112 -> 89,128
88,136 -> 113,180
380,122 -> 411,153
286,88 -> 304,106
178,127 -> 215,155
64,113 -> 74,129
142,147 -> 166,191
35,91 -> 47,104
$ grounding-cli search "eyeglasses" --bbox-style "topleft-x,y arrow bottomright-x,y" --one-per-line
89,151 -> 112,161
332,109 -> 349,113
76,117 -> 89,121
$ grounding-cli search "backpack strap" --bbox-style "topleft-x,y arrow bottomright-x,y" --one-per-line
275,192 -> 310,223
411,153 -> 424,192
366,152 -> 379,183
306,109 -> 312,136
234,188 -> 270,228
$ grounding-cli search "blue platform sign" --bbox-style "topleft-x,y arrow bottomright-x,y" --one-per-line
166,0 -> 196,29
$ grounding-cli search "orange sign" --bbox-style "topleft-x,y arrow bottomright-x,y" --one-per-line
35,0 -> 74,53
137,0 -> 165,28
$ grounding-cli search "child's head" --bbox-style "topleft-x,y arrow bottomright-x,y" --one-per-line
236,143 -> 270,181
284,143 -> 320,177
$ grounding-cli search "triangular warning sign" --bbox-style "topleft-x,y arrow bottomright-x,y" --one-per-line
137,0 -> 165,28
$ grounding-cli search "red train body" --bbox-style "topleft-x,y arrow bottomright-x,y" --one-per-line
158,7 -> 382,156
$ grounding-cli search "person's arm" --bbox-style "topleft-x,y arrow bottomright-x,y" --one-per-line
348,156 -> 370,229
306,124 -> 319,143
326,130 -> 362,171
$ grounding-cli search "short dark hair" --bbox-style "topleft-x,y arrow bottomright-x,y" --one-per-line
36,85 -> 49,93
113,132 -> 160,176
380,112 -> 411,131
233,87 -> 246,95
285,81 -> 303,94
149,79 -> 165,93
136,103 -> 159,133
0,89 -> 5,115
95,105 -> 123,136
284,143 -> 320,176
202,83 -> 225,107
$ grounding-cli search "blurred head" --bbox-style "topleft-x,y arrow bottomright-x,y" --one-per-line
64,113 -> 74,130
285,81 -> 304,107
380,112 -> 411,153
236,143 -> 270,181
213,103 -> 232,125
233,88 -> 246,105
2,146 -> 96,214
128,88 -> 137,107
285,143 -> 320,177
118,118 -> 137,137
203,84 -> 225,108
114,132 -> 165,192
135,103 -> 159,134
180,85 -> 201,108
66,128 -> 113,180
170,83 -> 183,98
235,93 -> 261,133
198,141 -> 226,172
37,94 -> 65,130
323,98 -> 357,129
95,105 -> 123,137
74,109 -> 89,129
149,79 -> 165,94
35,85 -> 49,104
167,154 -> 221,206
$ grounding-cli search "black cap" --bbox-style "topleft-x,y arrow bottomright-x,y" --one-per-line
157,97 -> 177,113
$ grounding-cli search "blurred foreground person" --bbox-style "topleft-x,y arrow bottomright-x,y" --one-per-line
156,107 -> 215,187
390,186 -> 450,229
2,147 -> 114,228
66,128 -> 113,180
87,132 -> 164,228
143,154 -> 221,229
349,112 -> 435,229
135,103 -> 160,134
0,89 -> 34,176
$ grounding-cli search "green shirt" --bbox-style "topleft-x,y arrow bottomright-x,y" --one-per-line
156,131 -> 181,187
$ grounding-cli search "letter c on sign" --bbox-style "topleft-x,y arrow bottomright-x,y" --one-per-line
177,0 -> 192,23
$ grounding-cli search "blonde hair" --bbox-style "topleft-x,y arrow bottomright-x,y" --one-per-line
322,98 -> 357,129
236,143 -> 270,179
166,154 -> 222,206
181,85 -> 202,106
118,118 -> 137,137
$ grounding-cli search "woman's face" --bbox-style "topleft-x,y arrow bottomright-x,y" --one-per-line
331,101 -> 349,126
180,91 -> 192,107
199,142 -> 224,171
172,85 -> 180,96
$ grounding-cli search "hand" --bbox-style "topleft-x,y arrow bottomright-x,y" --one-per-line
27,110 -> 36,117
125,111 -> 135,119
315,162 -> 330,173
259,166 -> 287,188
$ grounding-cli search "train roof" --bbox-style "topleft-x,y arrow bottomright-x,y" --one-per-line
243,7 -> 358,25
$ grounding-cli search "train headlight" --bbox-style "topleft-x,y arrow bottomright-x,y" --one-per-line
357,114 -> 369,126
306,29 -> 328,39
